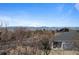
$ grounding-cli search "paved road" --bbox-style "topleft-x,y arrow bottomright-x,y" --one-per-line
54,32 -> 79,41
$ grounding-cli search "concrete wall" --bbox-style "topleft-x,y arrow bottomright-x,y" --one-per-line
51,41 -> 74,50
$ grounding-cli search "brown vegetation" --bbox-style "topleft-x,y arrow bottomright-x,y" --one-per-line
0,28 -> 55,55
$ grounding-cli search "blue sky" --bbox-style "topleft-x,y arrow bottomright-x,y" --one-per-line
0,3 -> 79,27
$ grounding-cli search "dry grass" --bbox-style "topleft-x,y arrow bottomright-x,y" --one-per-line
0,28 -> 79,55
0,28 -> 55,55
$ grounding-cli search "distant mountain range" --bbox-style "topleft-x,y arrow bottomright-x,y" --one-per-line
0,26 -> 79,31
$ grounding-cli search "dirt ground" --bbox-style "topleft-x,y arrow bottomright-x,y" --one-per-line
49,50 -> 79,55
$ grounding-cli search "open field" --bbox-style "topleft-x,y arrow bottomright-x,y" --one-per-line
0,27 -> 79,55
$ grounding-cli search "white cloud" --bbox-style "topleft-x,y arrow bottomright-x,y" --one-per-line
59,5 -> 74,20
74,3 -> 79,11
56,4 -> 64,12
0,16 -> 11,27
0,15 -> 42,27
